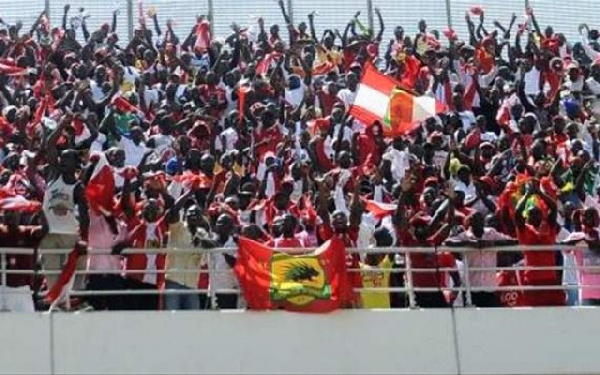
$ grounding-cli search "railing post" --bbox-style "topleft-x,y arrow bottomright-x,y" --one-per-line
445,0 -> 452,28
45,0 -> 51,24
286,0 -> 294,26
462,252 -> 473,307
126,0 -> 134,43
0,252 -> 5,311
404,249 -> 417,308
208,255 -> 217,309
366,0 -> 374,33
207,0 -> 214,35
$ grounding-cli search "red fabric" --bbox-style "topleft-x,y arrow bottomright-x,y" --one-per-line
194,20 -> 211,53
255,125 -> 283,160
314,137 -> 334,170
272,237 -> 304,248
496,268 -> 526,307
126,219 -> 168,288
364,200 -> 396,220
45,245 -> 81,303
398,227 -> 456,288
85,155 -> 116,215
400,55 -> 422,90
516,224 -> 559,285
235,237 -> 352,312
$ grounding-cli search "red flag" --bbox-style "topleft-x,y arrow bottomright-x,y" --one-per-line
235,237 -> 352,312
45,244 -> 85,304
0,63 -> 28,76
194,20 -> 211,54
364,200 -> 396,220
85,153 -> 116,215
112,95 -> 141,114
349,63 -> 402,126
0,196 -> 41,212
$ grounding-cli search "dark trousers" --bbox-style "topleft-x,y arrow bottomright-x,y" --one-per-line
124,279 -> 159,310
415,291 -> 449,308
86,274 -> 128,310
216,293 -> 238,309
471,292 -> 501,308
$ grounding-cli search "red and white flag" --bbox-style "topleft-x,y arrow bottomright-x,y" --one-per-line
364,200 -> 396,220
349,63 -> 401,126
85,153 -> 116,216
385,89 -> 446,136
0,196 -> 41,212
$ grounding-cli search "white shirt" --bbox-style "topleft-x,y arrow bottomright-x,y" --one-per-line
451,178 -> 477,200
119,137 -> 148,167
215,127 -> 239,152
336,89 -> 357,109
209,236 -> 239,292
524,67 -> 541,96
447,228 -> 514,290
42,176 -> 79,235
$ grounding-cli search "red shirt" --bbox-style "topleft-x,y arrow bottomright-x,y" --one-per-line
496,267 -> 526,307
398,227 -> 456,288
516,223 -> 558,284
255,125 -> 283,160
126,218 -> 168,287
272,237 -> 304,249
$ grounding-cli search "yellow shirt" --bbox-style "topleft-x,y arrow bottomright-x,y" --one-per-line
360,256 -> 392,309
166,222 -> 206,288
316,47 -> 342,67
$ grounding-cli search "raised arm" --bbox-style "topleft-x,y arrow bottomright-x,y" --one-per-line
374,7 -> 384,42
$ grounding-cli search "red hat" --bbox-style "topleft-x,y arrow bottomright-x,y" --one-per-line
470,6 -> 484,15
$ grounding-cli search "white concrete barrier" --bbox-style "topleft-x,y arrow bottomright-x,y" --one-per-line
454,307 -> 600,375
0,313 -> 52,375
51,310 -> 458,375
4,308 -> 600,375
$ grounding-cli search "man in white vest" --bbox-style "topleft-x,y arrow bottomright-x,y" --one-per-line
41,114 -> 90,302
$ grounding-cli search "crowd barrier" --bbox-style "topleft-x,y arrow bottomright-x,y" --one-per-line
0,244 -> 597,311
2,308 -> 600,374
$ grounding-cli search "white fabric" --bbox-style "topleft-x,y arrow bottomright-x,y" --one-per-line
524,67 -> 541,96
119,137 -> 148,167
43,176 -> 79,235
336,88 -> 357,109
209,236 -> 239,292
87,212 -> 121,271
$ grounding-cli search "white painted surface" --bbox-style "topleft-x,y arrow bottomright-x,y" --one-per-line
51,310 -> 458,375
4,308 -> 600,375
0,313 -> 52,375
455,308 -> 600,375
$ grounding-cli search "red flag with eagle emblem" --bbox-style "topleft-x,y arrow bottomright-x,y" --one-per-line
235,237 -> 352,312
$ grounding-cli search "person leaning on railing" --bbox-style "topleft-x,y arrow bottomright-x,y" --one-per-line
445,211 -> 518,308
562,207 -> 600,306
394,181 -> 461,308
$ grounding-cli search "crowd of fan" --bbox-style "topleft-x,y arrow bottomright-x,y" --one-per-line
2,2 -> 600,312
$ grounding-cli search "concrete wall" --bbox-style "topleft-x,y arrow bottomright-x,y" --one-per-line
2,308 -> 600,375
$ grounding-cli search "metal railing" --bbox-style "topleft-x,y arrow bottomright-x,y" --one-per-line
2,0 -> 591,50
0,243 -> 598,312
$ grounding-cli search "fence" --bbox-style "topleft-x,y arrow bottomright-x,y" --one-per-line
0,243 -> 597,311
3,1 -> 599,49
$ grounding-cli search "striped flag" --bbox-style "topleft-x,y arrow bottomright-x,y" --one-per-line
349,63 -> 400,127
350,63 -> 445,137
384,89 -> 446,136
